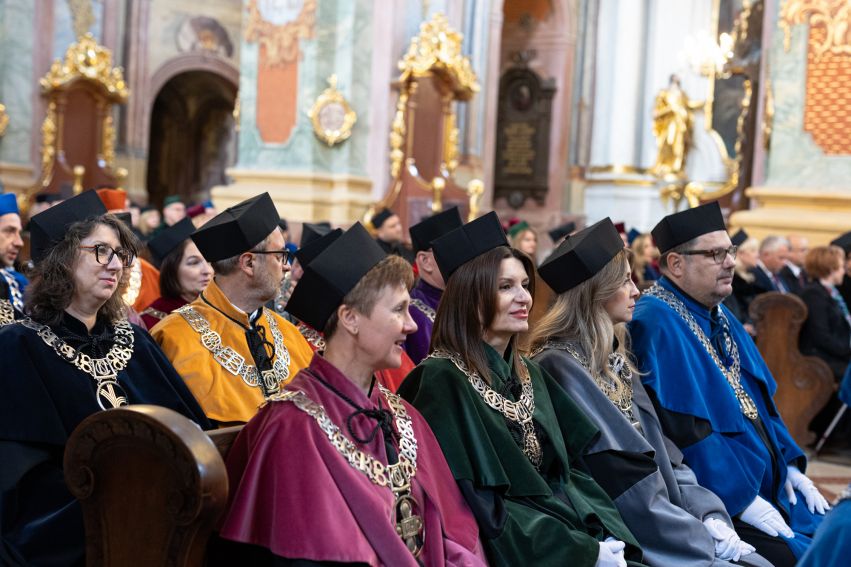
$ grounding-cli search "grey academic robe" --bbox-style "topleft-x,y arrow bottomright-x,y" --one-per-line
534,346 -> 772,567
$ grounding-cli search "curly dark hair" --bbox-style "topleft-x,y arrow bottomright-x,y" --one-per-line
25,214 -> 140,326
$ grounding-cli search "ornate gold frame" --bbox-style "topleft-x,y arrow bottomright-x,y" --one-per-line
308,75 -> 357,147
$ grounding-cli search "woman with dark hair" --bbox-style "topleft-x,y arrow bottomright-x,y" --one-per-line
140,217 -> 212,329
529,218 -> 765,567
215,223 -> 486,566
399,212 -> 646,567
0,192 -> 210,567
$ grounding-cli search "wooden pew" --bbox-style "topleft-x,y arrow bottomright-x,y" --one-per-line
64,405 -> 241,567
749,292 -> 835,447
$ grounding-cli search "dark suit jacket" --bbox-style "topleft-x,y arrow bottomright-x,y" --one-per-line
747,265 -> 779,294
799,282 -> 851,381
779,265 -> 807,295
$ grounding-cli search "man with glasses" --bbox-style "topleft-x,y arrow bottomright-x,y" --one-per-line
629,202 -> 829,566
151,192 -> 313,425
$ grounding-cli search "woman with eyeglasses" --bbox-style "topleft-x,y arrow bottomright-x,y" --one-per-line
399,212 -> 646,567
529,218 -> 766,567
0,192 -> 210,567
140,218 -> 213,329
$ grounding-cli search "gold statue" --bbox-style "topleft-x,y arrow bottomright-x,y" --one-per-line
651,75 -> 701,178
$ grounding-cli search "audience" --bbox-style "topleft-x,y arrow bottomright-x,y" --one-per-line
752,236 -> 791,294
781,234 -> 810,294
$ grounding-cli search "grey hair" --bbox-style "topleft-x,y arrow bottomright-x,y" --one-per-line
760,235 -> 790,255
210,232 -> 275,276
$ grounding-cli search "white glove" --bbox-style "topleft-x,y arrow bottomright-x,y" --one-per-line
595,537 -> 627,567
703,517 -> 756,562
785,465 -> 831,515
739,495 -> 794,538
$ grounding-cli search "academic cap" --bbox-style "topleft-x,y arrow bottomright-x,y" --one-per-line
548,221 -> 576,243
409,207 -> 463,253
431,211 -> 508,280
286,223 -> 385,331
163,195 -> 183,207
0,193 -> 18,216
295,227 -> 343,266
29,190 -> 107,264
191,192 -> 279,262
371,208 -> 395,230
651,201 -> 726,254
299,222 -> 332,249
539,218 -> 624,293
730,229 -> 749,247
147,217 -> 197,263
831,231 -> 851,253
95,188 -> 127,211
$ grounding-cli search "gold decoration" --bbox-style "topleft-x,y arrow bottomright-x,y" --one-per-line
431,177 -> 445,213
443,112 -> 459,174
37,101 -> 58,188
660,178 -> 704,211
73,165 -> 86,195
398,13 -> 480,99
466,179 -> 484,221
0,103 -> 8,137
68,0 -> 95,39
40,34 -> 129,102
389,91 -> 409,180
101,112 -> 116,166
308,75 -> 357,147
763,76 -> 774,150
781,0 -> 851,57
244,0 -> 316,67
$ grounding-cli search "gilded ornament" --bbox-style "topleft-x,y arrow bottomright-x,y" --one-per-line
781,0 -> 851,57
466,179 -> 484,222
40,34 -> 129,101
68,0 -> 95,39
244,0 -> 316,67
0,103 -> 8,137
389,91 -> 409,180
308,75 -> 357,147
101,113 -> 116,168
443,112 -> 459,174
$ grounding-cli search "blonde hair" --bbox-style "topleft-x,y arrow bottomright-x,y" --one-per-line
630,234 -> 656,286
527,249 -> 637,396
734,236 -> 760,282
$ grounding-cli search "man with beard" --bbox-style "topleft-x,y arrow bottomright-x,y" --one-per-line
151,193 -> 313,425
0,193 -> 26,323
629,202 -> 829,566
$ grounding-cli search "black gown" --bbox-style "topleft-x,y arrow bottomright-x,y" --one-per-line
0,312 -> 210,566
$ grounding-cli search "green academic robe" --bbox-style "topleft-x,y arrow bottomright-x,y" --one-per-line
399,343 -> 646,567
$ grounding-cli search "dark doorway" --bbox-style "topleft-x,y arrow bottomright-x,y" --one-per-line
146,71 -> 237,207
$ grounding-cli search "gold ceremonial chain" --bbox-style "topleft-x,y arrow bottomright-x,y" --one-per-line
0,299 -> 15,326
177,305 -> 291,397
540,341 -> 636,421
19,317 -> 134,409
429,349 -> 543,470
297,322 -> 326,351
410,298 -> 436,323
644,283 -> 758,420
140,306 -> 168,321
271,385 -> 424,557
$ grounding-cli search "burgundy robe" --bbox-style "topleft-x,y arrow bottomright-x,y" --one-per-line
219,354 -> 486,566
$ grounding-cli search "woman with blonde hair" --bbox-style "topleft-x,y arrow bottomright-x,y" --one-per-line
629,233 -> 660,287
529,218 -> 765,567
725,232 -> 760,325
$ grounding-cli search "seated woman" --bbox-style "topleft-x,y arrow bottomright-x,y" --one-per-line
215,223 -> 486,566
0,191 -> 210,567
399,212 -> 646,567
530,218 -> 765,567
140,217 -> 213,329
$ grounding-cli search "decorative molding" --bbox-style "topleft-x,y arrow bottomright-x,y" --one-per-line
40,33 -> 129,101
308,75 -> 357,147
243,0 -> 316,67
780,0 -> 851,57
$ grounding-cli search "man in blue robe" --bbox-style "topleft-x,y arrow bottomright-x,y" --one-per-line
0,193 -> 26,323
629,202 -> 829,565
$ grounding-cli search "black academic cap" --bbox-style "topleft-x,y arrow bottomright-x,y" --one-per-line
29,190 -> 107,264
295,227 -> 343,266
371,208 -> 395,229
278,218 -> 289,232
651,201 -> 726,254
191,193 -> 279,262
409,207 -> 464,253
34,192 -> 62,204
147,217 -> 197,263
831,231 -> 851,253
547,221 -> 576,243
730,229 -> 749,247
112,212 -> 133,228
299,221 -> 332,249
539,218 -> 624,293
432,211 -> 509,280
286,223 -> 386,331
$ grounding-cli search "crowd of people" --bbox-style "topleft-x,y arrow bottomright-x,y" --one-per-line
0,187 -> 847,566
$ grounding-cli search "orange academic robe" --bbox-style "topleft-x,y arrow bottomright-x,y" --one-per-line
151,280 -> 314,424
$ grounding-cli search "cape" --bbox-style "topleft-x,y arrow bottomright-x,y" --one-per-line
0,313 -> 210,566
218,354 -> 485,566
399,343 -> 646,567
629,277 -> 819,558
140,295 -> 187,331
151,280 -> 314,424
405,279 -> 442,364
534,344 -> 739,567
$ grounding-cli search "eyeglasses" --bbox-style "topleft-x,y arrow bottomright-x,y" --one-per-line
252,248 -> 295,264
680,245 -> 738,264
79,244 -> 136,267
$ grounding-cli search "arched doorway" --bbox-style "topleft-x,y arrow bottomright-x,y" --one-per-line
146,71 -> 237,207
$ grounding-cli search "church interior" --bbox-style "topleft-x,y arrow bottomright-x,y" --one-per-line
3,0 -> 851,564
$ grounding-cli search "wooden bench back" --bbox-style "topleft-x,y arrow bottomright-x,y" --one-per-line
750,292 -> 835,446
64,405 -> 240,567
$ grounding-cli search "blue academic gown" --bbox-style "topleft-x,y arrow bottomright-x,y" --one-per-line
629,277 -> 821,558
